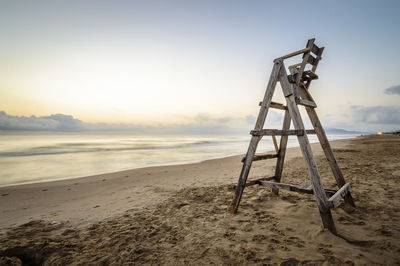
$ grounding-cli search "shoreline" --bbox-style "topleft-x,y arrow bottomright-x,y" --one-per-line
0,135 -> 360,189
0,137 -> 354,231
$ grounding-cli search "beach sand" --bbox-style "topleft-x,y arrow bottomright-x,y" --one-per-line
0,134 -> 399,265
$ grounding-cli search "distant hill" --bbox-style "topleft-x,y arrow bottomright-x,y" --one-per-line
325,127 -> 365,134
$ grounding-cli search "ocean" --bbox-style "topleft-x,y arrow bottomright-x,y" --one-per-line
0,132 -> 359,187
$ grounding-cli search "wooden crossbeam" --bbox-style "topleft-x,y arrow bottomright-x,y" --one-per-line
328,183 -> 351,208
259,101 -> 287,110
279,47 -> 311,60
251,129 -> 316,136
296,98 -> 317,108
243,179 -> 339,198
302,70 -> 318,81
310,43 -> 321,56
307,54 -> 317,65
233,176 -> 276,189
241,153 -> 278,162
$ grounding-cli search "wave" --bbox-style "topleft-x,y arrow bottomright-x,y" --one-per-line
0,139 -> 247,157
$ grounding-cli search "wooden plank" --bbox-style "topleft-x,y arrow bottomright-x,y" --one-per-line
311,47 -> 324,73
307,54 -> 317,65
311,43 -> 320,56
273,109 -> 291,195
297,98 -> 317,108
271,101 -> 287,110
295,39 -> 315,85
251,129 -> 301,136
241,153 -> 278,162
324,189 -> 337,198
251,129 -> 316,136
229,60 -> 282,214
259,101 -> 287,110
272,135 -> 279,153
233,176 -> 276,189
279,47 -> 311,60
259,180 -> 313,194
302,70 -> 318,80
328,183 -> 351,208
279,63 -> 337,234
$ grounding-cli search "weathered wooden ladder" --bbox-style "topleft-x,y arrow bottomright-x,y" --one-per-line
229,38 -> 355,235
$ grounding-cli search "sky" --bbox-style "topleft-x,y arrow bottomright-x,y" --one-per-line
1,0 -> 399,133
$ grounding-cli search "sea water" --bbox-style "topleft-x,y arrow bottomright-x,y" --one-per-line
0,132 -> 359,186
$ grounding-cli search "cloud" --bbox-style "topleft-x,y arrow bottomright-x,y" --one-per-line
0,111 -> 83,131
245,115 -> 256,125
350,105 -> 400,124
0,111 -> 283,134
384,85 -> 400,95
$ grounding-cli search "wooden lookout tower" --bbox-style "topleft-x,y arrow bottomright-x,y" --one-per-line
229,38 -> 355,234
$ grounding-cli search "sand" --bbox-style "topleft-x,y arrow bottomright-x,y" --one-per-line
0,134 -> 399,265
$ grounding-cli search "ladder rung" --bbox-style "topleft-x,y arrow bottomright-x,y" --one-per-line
254,180 -> 341,198
310,43 -> 321,56
307,54 -> 317,65
297,98 -> 317,108
328,183 -> 351,208
303,70 -> 318,80
233,176 -> 276,189
242,153 -> 278,162
251,129 -> 316,136
259,101 -> 287,110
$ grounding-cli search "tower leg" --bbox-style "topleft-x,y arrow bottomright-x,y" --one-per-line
229,61 -> 281,213
299,87 -> 356,208
279,64 -> 337,234
229,136 -> 260,213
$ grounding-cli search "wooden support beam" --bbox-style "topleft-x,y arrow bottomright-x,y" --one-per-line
233,176 -> 276,189
241,153 -> 278,162
328,183 -> 351,208
296,98 -> 317,108
260,101 -> 288,110
251,129 -> 316,136
229,60 -> 282,214
295,39 -> 315,85
279,63 -> 337,234
272,135 -> 279,153
307,54 -> 317,65
278,47 -> 311,60
273,109 -> 291,195
311,43 -> 321,56
303,70 -> 318,80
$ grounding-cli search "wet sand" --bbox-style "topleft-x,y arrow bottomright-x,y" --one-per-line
1,134 -> 399,265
